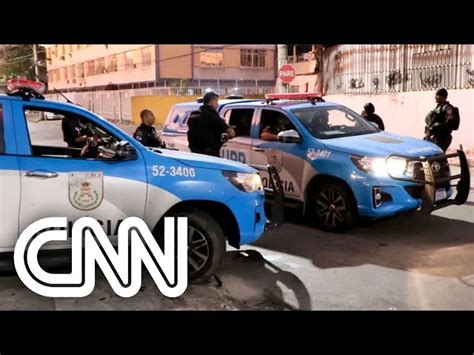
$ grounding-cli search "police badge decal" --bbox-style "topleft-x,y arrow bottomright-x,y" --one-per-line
68,172 -> 104,210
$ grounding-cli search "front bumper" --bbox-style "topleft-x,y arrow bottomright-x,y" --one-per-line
386,147 -> 470,213
249,164 -> 285,230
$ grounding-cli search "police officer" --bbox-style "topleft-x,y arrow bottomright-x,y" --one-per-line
260,115 -> 288,141
187,91 -> 235,157
62,115 -> 92,148
362,103 -> 385,130
424,88 -> 455,152
134,109 -> 164,148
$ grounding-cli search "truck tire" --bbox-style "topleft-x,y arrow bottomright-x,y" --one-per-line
311,182 -> 356,232
155,209 -> 226,283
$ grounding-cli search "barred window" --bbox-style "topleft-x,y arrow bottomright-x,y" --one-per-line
200,49 -> 223,67
240,49 -> 266,68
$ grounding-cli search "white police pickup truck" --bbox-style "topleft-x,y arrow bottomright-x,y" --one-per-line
162,93 -> 470,232
0,80 -> 283,281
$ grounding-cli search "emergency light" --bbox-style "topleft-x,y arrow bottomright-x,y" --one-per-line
265,92 -> 323,101
7,79 -> 46,96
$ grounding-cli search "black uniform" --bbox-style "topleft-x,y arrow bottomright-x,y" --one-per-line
424,102 -> 455,152
62,117 -> 88,148
363,113 -> 385,130
187,105 -> 230,157
134,124 -> 163,148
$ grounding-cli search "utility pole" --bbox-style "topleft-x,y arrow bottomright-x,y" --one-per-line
277,45 -> 288,93
32,44 -> 40,81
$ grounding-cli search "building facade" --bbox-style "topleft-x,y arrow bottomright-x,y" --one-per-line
46,44 -> 276,91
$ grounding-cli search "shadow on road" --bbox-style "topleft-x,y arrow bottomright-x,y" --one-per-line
255,207 -> 474,279
217,249 -> 312,310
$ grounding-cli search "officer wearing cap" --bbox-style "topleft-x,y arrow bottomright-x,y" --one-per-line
133,109 -> 165,148
187,91 -> 235,157
424,88 -> 456,152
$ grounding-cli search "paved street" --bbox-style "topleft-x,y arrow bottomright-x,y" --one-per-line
0,119 -> 472,310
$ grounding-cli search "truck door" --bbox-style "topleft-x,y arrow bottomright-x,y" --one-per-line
13,101 -> 148,249
220,107 -> 255,165
0,99 -> 21,252
250,108 -> 305,201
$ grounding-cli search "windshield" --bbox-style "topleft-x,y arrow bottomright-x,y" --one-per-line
291,105 -> 379,139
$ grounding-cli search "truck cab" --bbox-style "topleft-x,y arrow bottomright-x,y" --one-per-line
162,92 -> 470,232
0,80 -> 283,281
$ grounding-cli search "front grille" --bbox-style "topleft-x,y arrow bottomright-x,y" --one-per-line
407,156 -> 451,188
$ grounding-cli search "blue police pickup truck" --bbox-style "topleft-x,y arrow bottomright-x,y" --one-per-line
0,80 -> 283,281
162,92 -> 470,232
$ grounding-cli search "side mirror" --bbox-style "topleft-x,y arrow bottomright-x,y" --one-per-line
277,129 -> 301,143
98,140 -> 137,160
115,140 -> 138,160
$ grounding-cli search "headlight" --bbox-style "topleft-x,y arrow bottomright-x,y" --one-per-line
351,155 -> 386,176
222,171 -> 263,192
386,156 -> 407,178
351,155 -> 408,178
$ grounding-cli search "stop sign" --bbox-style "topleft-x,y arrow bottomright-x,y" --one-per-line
279,64 -> 296,83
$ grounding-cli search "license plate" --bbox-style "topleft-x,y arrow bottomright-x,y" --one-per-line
435,188 -> 447,201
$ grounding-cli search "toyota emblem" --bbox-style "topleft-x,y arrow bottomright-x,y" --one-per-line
431,161 -> 441,173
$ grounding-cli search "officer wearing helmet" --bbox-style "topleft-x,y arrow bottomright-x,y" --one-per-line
424,88 -> 458,152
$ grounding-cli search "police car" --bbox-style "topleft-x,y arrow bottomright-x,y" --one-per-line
0,80 -> 283,282
162,92 -> 470,232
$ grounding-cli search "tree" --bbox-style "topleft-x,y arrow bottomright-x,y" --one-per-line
0,45 -> 47,83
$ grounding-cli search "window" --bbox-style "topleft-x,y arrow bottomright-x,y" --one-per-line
240,49 -> 266,68
124,51 -> 134,70
23,107 -> 122,160
62,67 -> 68,82
96,57 -> 105,74
0,104 -> 4,154
70,65 -> 76,84
76,63 -> 84,79
224,109 -> 254,137
141,47 -> 152,66
48,70 -> 54,83
54,69 -> 60,82
200,49 -> 223,67
76,45 -> 81,50
86,60 -> 95,76
107,55 -> 118,72
291,106 -> 378,139
259,110 -> 296,141
166,107 -> 197,133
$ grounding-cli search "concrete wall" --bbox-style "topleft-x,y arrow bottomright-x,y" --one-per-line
158,45 -> 193,79
325,89 -> 474,162
131,96 -> 198,125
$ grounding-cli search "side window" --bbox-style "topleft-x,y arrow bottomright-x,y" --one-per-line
259,109 -> 296,141
167,107 -> 194,132
225,108 -> 254,137
23,106 -> 120,160
0,104 -> 4,154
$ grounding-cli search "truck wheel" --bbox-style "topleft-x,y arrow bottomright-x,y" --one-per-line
156,209 -> 226,283
311,183 -> 355,232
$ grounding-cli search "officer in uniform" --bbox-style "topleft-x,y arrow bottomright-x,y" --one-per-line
424,88 -> 456,152
361,103 -> 385,130
134,109 -> 165,148
62,115 -> 91,148
187,91 -> 235,157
